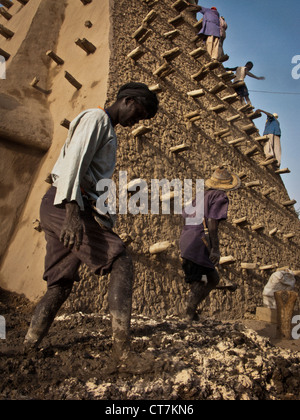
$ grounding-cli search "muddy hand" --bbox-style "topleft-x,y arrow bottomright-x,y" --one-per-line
60,202 -> 83,251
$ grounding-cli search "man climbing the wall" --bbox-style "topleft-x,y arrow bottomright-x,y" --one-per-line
179,167 -> 241,323
256,109 -> 282,168
225,61 -> 265,105
187,4 -> 221,61
24,82 -> 159,356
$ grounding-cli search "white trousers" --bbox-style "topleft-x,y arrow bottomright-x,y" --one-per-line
264,134 -> 282,167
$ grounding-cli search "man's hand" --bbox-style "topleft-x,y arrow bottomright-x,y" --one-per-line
60,202 -> 83,251
209,248 -> 221,266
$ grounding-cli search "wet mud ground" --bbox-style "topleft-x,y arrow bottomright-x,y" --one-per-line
0,288 -> 300,401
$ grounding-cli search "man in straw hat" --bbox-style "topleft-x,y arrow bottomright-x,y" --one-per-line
180,167 -> 241,323
256,109 -> 282,168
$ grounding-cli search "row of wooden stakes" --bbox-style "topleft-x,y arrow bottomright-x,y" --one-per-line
148,241 -> 299,275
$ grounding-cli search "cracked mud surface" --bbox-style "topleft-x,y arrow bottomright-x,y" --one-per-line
0,288 -> 300,400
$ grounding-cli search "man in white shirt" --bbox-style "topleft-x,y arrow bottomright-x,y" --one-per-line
24,82 -> 159,355
225,62 -> 265,105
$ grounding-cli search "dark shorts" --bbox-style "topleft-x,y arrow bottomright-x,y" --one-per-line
40,187 -> 126,288
234,84 -> 249,98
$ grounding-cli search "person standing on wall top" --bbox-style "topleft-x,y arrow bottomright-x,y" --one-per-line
219,15 -> 228,61
24,82 -> 159,356
180,167 -> 241,323
225,61 -> 265,106
257,109 -> 282,168
187,4 -> 221,61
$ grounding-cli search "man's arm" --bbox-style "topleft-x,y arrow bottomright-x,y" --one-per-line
256,109 -> 273,118
225,66 -> 238,71
60,201 -> 83,251
247,71 -> 265,80
207,218 -> 221,265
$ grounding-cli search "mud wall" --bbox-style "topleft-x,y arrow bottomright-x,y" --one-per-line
0,0 -> 299,319
65,0 -> 300,319
0,0 -> 112,300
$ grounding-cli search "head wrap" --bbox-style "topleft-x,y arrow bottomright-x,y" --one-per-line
117,82 -> 159,119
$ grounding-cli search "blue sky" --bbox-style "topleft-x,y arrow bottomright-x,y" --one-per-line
197,0 -> 300,213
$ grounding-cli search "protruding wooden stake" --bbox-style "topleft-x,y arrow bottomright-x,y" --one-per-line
172,0 -> 189,12
162,47 -> 181,61
269,227 -> 278,236
0,48 -> 10,61
30,77 -> 40,88
245,180 -> 262,188
282,199 -> 297,207
189,47 -> 206,59
168,15 -> 184,26
209,104 -> 226,113
187,89 -> 205,98
262,188 -> 276,197
163,29 -> 180,40
46,50 -> 64,65
0,24 -> 14,39
143,10 -> 157,24
209,82 -> 227,95
275,168 -> 290,175
170,144 -> 190,154
60,119 -> 71,129
275,291 -> 298,339
241,263 -> 257,270
220,256 -> 236,266
222,93 -> 238,104
127,46 -> 145,61
149,241 -> 172,254
244,145 -> 259,157
131,125 -> 152,137
226,115 -> 240,123
1,0 -> 13,9
64,71 -> 82,90
0,8 -> 12,20
232,216 -> 248,226
259,264 -> 278,271
75,38 -> 96,54
228,137 -> 245,146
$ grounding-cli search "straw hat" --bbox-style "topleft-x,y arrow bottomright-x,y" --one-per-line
206,167 -> 241,191
273,113 -> 279,119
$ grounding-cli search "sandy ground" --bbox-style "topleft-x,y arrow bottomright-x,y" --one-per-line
0,287 -> 300,401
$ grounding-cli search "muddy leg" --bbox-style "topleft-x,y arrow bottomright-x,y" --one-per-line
24,280 -> 73,349
108,251 -> 133,354
186,270 -> 220,322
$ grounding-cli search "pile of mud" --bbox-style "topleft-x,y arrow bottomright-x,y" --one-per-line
0,288 -> 300,401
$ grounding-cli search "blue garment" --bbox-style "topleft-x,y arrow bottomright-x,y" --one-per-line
198,7 -> 220,38
263,116 -> 281,137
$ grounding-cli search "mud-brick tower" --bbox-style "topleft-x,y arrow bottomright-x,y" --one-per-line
0,0 -> 299,319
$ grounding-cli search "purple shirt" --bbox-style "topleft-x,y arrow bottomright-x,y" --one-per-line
180,189 -> 229,269
198,7 -> 220,38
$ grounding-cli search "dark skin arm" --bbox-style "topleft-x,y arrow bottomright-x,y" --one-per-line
60,201 -> 83,251
256,109 -> 274,118
207,218 -> 221,266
